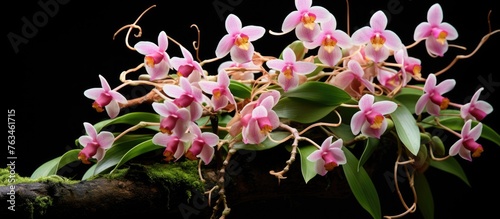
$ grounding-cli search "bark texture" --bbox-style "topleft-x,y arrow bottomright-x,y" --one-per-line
0,147 -> 377,219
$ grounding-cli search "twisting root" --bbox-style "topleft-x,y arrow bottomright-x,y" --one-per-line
383,143 -> 418,218
269,123 -> 301,182
191,24 -> 202,63
435,29 -> 500,76
210,142 -> 237,219
113,5 -> 157,50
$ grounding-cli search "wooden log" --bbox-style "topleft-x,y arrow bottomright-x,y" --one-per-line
0,147 -> 375,219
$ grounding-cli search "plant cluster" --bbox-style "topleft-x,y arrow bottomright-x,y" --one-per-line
32,1 -> 499,218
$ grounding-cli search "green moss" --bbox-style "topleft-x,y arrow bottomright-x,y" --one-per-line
1,160 -> 204,189
0,168 -> 79,186
144,161 -> 204,192
34,196 -> 53,215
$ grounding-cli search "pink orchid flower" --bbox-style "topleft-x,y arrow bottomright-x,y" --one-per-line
185,123 -> 219,165
460,87 -> 493,121
152,100 -> 191,135
198,70 -> 236,111
228,90 -> 281,138
449,119 -> 484,161
351,94 -> 398,139
303,14 -> 352,67
163,77 -> 204,108
414,3 -> 458,57
152,130 -> 194,162
78,122 -> 114,164
171,46 -> 204,78
376,67 -> 403,91
394,48 -> 422,81
392,48 -> 421,90
307,136 -> 347,176
332,60 -> 375,96
266,47 -> 317,92
351,11 -> 403,63
242,95 -> 281,144
134,31 -> 172,81
84,75 -> 128,119
215,14 -> 265,63
415,73 -> 456,116
281,0 -> 331,42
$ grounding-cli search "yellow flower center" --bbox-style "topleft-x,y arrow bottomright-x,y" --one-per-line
370,34 -> 386,51
301,13 -> 317,30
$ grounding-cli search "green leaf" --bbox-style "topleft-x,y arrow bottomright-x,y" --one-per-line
93,112 -> 160,133
233,131 -> 291,151
327,123 -> 356,143
274,97 -> 337,123
93,134 -> 153,176
420,115 -> 500,147
229,80 -> 252,99
283,81 -> 352,106
296,145 -> 319,184
390,104 -> 420,156
281,40 -> 307,60
394,87 -> 423,114
415,172 -> 434,219
429,156 -> 470,186
342,147 -> 381,219
358,137 -> 379,170
110,139 -> 164,174
82,164 -> 97,180
31,157 -> 59,179
31,149 -> 82,179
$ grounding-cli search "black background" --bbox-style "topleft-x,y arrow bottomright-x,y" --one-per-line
4,0 -> 500,218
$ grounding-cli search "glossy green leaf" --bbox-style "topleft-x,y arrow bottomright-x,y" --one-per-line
82,164 -> 97,180
31,149 -> 82,179
342,147 -> 381,219
233,131 -> 291,151
110,139 -> 164,174
420,114 -> 500,147
358,137 -> 379,171
93,134 -> 153,176
93,112 -> 160,133
274,97 -> 337,123
283,81 -> 352,106
31,157 -> 59,179
394,87 -> 423,114
327,123 -> 356,143
415,172 -> 434,219
296,145 -> 319,184
390,104 -> 420,156
229,80 -> 252,99
429,156 -> 470,186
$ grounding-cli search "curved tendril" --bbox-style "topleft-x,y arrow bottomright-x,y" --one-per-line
113,5 -> 157,50
435,29 -> 500,76
191,24 -> 202,63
